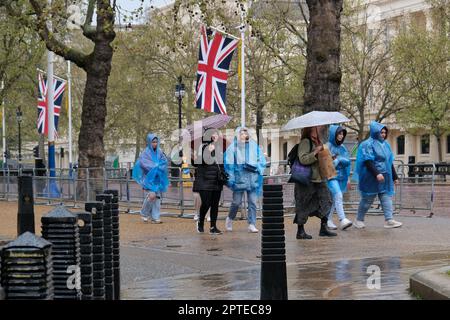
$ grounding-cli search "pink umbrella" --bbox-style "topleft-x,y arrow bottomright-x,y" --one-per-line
184,114 -> 233,140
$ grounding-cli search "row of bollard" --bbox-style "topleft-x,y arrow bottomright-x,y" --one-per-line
0,178 -> 121,300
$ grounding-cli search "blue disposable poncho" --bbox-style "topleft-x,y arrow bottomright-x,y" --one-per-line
326,125 -> 351,193
224,127 -> 266,196
355,121 -> 395,196
132,133 -> 169,193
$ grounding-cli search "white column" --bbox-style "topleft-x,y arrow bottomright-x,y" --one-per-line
270,131 -> 280,175
424,9 -> 433,32
405,134 -> 415,162
430,135 -> 439,162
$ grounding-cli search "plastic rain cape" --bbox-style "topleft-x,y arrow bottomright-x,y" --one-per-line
224,127 -> 266,196
132,133 -> 169,193
354,121 -> 395,196
326,125 -> 351,193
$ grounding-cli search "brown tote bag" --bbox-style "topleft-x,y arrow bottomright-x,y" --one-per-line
318,144 -> 337,180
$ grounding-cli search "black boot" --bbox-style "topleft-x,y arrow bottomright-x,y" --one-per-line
319,217 -> 337,237
296,224 -> 312,240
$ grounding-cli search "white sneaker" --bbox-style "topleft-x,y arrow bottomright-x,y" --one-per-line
340,218 -> 353,230
142,216 -> 149,223
327,220 -> 338,230
225,217 -> 233,231
248,224 -> 259,233
353,220 -> 365,229
384,219 -> 402,229
194,214 -> 199,221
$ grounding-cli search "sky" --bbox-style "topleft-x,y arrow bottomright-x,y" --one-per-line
115,0 -> 174,24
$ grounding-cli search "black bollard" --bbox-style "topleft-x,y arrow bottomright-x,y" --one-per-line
85,201 -> 106,300
96,194 -> 114,300
104,189 -> 120,300
75,212 -> 94,300
260,184 -> 288,300
17,176 -> 35,235
0,232 -> 54,300
41,207 -> 81,300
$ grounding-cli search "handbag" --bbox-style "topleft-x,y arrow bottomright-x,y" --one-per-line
217,164 -> 229,186
288,159 -> 312,185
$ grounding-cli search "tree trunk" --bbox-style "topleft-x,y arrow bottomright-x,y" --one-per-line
77,42 -> 114,197
135,128 -> 141,163
255,75 -> 264,145
303,0 -> 343,113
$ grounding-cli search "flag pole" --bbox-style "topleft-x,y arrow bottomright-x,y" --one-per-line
1,80 -> 6,168
47,0 -> 57,196
208,26 -> 240,40
240,24 -> 246,128
67,61 -> 73,171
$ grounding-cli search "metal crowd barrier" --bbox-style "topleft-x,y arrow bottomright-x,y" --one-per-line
0,160 -> 442,218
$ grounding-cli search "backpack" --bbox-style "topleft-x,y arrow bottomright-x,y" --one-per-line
287,138 -> 313,169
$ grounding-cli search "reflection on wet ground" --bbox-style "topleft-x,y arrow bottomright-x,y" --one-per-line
123,251 -> 450,300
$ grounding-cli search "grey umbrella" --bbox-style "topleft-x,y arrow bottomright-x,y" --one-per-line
282,111 -> 350,131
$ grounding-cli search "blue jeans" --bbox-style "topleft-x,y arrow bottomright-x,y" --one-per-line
141,191 -> 161,220
357,193 -> 393,222
228,190 -> 257,225
327,179 -> 346,221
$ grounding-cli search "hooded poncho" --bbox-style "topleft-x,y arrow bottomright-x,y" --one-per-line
132,133 -> 169,193
326,125 -> 351,192
224,127 -> 266,196
355,121 -> 395,196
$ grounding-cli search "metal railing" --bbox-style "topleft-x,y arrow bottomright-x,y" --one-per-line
0,161 -> 444,218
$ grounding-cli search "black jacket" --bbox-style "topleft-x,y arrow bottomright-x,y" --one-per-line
192,142 -> 224,192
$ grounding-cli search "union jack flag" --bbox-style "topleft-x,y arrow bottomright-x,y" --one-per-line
195,26 -> 238,115
37,73 -> 66,137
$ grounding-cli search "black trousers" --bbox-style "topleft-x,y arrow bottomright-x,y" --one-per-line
199,190 -> 222,227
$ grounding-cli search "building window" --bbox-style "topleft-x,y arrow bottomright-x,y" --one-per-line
421,135 -> 430,154
267,143 -> 272,158
283,142 -> 288,160
447,135 -> 450,154
397,135 -> 405,155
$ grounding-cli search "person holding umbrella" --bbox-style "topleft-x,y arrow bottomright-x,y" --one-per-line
293,126 -> 337,239
192,128 -> 226,234
283,111 -> 351,239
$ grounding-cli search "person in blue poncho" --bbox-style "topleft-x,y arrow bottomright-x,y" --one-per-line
326,125 -> 353,230
224,127 -> 266,233
132,133 -> 169,223
354,121 -> 402,229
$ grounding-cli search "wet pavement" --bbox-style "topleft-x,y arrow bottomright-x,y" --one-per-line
122,250 -> 450,300
1,201 -> 449,300
120,214 -> 450,300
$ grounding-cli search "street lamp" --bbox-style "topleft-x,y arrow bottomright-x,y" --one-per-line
16,107 -> 22,165
174,76 -> 185,132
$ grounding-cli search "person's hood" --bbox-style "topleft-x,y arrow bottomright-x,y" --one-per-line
329,125 -> 347,146
234,126 -> 250,143
146,133 -> 159,149
369,121 -> 388,141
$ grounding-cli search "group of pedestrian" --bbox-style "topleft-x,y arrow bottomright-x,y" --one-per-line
294,121 -> 402,240
132,120 -> 402,238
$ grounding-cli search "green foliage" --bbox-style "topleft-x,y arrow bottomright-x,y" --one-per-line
0,7 -> 45,157
393,2 -> 450,160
